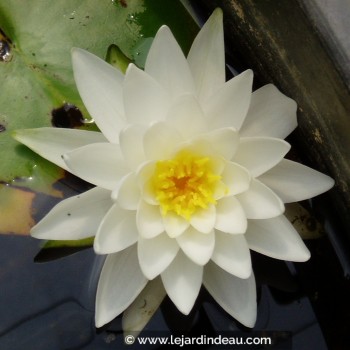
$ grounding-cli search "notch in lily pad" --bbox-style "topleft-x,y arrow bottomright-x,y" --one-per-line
0,29 -> 13,62
105,44 -> 131,73
51,103 -> 91,128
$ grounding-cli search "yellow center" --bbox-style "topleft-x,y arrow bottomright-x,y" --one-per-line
151,150 -> 221,220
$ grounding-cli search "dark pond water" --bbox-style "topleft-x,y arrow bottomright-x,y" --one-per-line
0,217 -> 349,349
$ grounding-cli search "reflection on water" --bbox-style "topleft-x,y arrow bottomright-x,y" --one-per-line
0,233 -> 332,349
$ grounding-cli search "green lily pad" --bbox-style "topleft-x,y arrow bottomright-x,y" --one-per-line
0,0 -> 197,193
0,0 -> 197,236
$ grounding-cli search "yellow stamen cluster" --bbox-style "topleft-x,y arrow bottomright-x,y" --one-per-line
151,150 -> 221,220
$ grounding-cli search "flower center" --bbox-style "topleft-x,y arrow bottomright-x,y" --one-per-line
151,149 -> 221,220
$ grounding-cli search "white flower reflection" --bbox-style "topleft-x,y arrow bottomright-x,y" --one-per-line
14,9 -> 334,328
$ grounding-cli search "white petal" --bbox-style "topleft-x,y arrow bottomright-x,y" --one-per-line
72,48 -> 125,143
123,64 -> 170,125
138,233 -> 179,280
193,128 -> 239,160
214,180 -> 230,200
142,179 -> 158,205
137,161 -> 155,187
258,159 -> 335,203
211,232 -> 251,278
143,122 -> 183,161
237,179 -> 285,219
137,162 -> 159,205
176,226 -> 215,265
203,262 -> 257,328
190,204 -> 216,234
163,213 -> 190,238
240,84 -> 297,139
94,204 -> 138,254
122,277 -> 166,336
31,187 -> 112,240
13,128 -> 106,170
203,70 -> 253,130
166,94 -> 207,138
161,250 -> 203,315
95,246 -> 148,327
112,172 -> 140,210
233,137 -> 291,177
136,201 -> 164,239
119,124 -> 146,170
221,161 -> 251,196
215,196 -> 247,234
245,215 -> 311,261
187,8 -> 225,103
145,26 -> 195,100
63,143 -> 129,190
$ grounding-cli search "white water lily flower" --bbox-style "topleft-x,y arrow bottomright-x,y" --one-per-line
14,9 -> 334,329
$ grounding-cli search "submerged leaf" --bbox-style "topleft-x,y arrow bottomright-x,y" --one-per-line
34,237 -> 94,262
285,202 -> 325,239
0,184 -> 35,234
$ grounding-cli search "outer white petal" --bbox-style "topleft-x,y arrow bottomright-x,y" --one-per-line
190,205 -> 216,234
123,64 -> 170,125
236,179 -> 285,219
161,250 -> 203,315
176,226 -> 215,265
187,8 -> 225,103
72,48 -> 125,143
203,262 -> 257,328
193,127 -> 239,160
245,215 -> 311,261
143,122 -> 183,161
163,213 -> 190,238
136,201 -> 164,239
119,124 -> 146,170
94,204 -> 138,254
122,277 -> 166,336
138,234 -> 179,280
215,196 -> 247,234
145,26 -> 195,100
221,161 -> 251,196
166,94 -> 207,138
13,128 -> 106,171
31,187 -> 112,240
203,70 -> 253,130
63,143 -> 129,190
233,137 -> 291,177
112,172 -> 140,210
240,84 -> 297,139
211,232 -> 251,278
258,159 -> 335,203
95,246 -> 148,327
